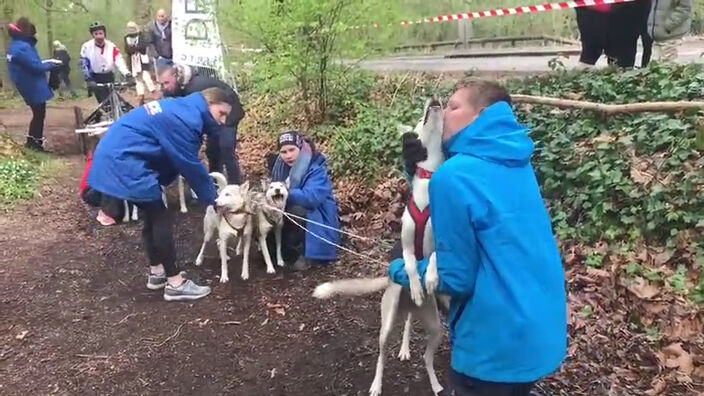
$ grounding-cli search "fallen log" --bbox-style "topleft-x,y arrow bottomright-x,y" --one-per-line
511,94 -> 704,114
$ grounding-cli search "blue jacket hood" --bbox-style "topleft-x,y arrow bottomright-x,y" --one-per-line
444,101 -> 534,167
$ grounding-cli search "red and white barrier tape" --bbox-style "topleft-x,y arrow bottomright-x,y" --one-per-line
398,0 -> 635,26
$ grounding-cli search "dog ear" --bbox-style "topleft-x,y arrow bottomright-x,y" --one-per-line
398,124 -> 413,136
240,180 -> 250,193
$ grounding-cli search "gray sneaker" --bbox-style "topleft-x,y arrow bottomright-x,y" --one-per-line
163,279 -> 211,302
147,272 -> 167,290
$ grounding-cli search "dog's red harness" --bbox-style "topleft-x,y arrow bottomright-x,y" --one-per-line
409,167 -> 433,260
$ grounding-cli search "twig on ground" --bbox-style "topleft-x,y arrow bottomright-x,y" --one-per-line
153,321 -> 186,348
114,313 -> 137,326
76,354 -> 109,359
222,321 -> 242,325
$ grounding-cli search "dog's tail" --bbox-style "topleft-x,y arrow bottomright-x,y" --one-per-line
210,172 -> 228,192
313,277 -> 390,299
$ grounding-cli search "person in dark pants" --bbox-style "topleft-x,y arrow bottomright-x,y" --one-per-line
159,63 -> 245,184
6,17 -> 63,151
390,81 -> 566,395
575,4 -> 613,67
52,40 -> 77,98
85,88 -> 232,301
79,21 -> 131,105
266,131 -> 340,271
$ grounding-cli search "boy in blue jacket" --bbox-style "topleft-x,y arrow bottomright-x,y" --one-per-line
390,80 -> 566,395
88,88 -> 231,302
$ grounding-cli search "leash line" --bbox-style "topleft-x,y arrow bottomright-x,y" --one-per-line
281,211 -> 389,267
261,203 -> 381,243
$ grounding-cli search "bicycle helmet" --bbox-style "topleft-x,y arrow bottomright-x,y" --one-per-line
89,21 -> 106,34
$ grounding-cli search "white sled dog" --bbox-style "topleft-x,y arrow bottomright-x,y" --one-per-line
195,174 -> 289,282
313,98 -> 447,396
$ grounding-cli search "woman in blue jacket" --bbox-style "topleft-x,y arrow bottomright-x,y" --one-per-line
269,131 -> 340,271
6,17 -> 63,151
391,81 -> 566,395
87,88 -> 231,302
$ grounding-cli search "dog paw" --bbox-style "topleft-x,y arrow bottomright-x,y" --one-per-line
425,274 -> 438,295
369,378 -> 382,396
180,207 -> 188,214
266,267 -> 276,275
240,273 -> 249,281
397,346 -> 411,361
409,280 -> 424,307
219,276 -> 229,283
312,283 -> 333,299
277,260 -> 285,268
195,257 -> 203,266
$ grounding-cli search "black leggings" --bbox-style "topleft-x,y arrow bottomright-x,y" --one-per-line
137,201 -> 178,277
28,103 -> 46,147
450,370 -> 535,396
206,125 -> 243,185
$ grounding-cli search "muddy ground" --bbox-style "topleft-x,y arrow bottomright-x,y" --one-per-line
0,99 -> 464,396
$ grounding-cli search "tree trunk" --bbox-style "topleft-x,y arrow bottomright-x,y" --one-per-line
45,0 -> 54,57
135,0 -> 153,26
1,2 -> 14,89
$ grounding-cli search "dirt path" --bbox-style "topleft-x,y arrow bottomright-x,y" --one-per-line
0,103 -> 455,396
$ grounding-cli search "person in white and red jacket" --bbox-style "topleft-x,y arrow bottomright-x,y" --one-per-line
79,21 -> 132,105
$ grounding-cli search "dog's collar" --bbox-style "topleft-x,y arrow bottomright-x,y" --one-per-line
416,166 -> 433,179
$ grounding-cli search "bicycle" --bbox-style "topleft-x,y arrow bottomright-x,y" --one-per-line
74,81 -> 136,156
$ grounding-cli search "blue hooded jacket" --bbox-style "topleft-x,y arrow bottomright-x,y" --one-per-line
274,152 -> 340,262
88,93 -> 218,206
389,101 -> 566,383
7,32 -> 55,105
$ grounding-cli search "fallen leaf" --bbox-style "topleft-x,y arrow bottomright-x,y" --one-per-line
624,277 -> 660,300
15,330 -> 29,340
299,323 -> 305,331
644,378 -> 667,395
586,267 -> 610,278
652,249 -> 674,266
659,343 -> 694,375
274,307 -> 286,316
592,134 -> 616,144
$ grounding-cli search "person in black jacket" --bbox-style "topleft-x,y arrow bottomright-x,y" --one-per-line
158,63 -> 245,185
52,40 -> 76,98
124,21 -> 156,105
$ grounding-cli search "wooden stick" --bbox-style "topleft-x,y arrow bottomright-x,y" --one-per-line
512,94 -> 704,114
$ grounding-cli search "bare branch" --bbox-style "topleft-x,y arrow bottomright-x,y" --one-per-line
512,94 -> 704,114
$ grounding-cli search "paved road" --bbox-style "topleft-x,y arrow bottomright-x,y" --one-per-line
359,39 -> 704,73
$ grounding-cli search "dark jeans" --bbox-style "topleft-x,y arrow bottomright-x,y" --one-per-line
576,8 -> 611,65
80,186 -> 128,224
59,70 -> 75,95
451,371 -> 535,396
92,72 -> 114,105
137,200 -> 178,277
267,204 -> 307,263
206,125 -> 243,185
27,103 -> 46,148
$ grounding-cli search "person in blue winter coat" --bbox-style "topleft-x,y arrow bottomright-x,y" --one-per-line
269,131 -> 340,271
6,17 -> 63,151
391,80 -> 567,396
86,88 -> 232,302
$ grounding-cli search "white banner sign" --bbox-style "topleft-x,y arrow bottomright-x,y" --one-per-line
171,0 -> 231,84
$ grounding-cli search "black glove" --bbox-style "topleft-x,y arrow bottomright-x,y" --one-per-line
401,132 -> 427,176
